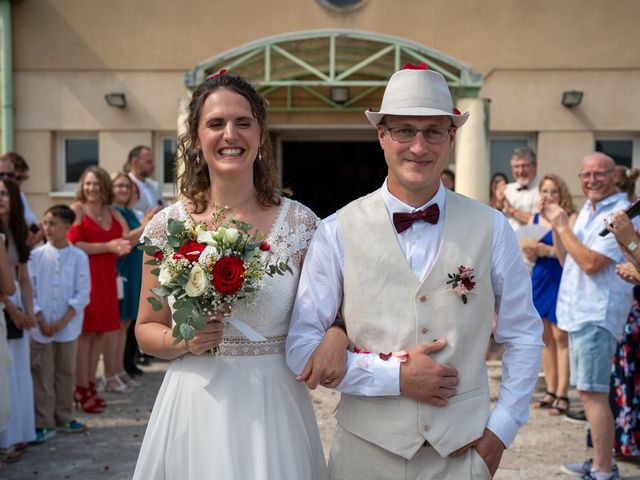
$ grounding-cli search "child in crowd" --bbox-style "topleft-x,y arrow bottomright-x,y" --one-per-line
28,205 -> 90,443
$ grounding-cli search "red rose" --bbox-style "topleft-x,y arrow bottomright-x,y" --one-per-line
178,241 -> 206,262
211,256 -> 245,295
259,242 -> 270,251
153,251 -> 164,261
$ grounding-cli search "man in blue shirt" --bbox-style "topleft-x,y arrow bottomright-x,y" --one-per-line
542,152 -> 633,480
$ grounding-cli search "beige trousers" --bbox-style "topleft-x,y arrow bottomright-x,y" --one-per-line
329,425 -> 490,480
30,339 -> 77,428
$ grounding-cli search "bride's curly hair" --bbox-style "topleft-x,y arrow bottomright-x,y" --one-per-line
177,73 -> 285,214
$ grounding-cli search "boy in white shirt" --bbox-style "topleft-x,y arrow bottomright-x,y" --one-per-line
29,205 -> 90,443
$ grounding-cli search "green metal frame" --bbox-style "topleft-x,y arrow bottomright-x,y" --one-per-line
185,29 -> 482,113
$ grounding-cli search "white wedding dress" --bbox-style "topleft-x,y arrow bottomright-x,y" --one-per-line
133,198 -> 328,480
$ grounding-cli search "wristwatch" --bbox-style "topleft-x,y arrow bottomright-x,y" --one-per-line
628,241 -> 639,252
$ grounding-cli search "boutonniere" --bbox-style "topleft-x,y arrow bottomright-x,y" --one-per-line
446,266 -> 476,304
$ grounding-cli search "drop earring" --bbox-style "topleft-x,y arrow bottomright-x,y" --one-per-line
258,151 -> 263,162
196,151 -> 201,164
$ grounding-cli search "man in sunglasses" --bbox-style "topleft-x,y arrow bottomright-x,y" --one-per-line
0,152 -> 43,246
287,66 -> 543,479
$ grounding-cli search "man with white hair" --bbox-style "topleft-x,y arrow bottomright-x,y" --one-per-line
543,152 -> 633,480
287,65 -> 543,479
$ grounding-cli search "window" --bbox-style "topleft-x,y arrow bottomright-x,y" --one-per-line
155,133 -> 178,194
57,134 -> 98,191
595,138 -> 639,168
490,135 -> 536,182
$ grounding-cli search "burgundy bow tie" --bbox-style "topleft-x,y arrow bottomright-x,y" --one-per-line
516,185 -> 528,191
393,204 -> 440,233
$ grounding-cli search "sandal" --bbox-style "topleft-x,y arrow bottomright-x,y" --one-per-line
533,391 -> 557,409
549,396 -> 570,416
0,445 -> 24,463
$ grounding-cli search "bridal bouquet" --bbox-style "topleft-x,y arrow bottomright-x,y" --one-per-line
140,212 -> 291,345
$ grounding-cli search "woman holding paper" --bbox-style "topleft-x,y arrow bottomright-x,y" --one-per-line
523,174 -> 576,416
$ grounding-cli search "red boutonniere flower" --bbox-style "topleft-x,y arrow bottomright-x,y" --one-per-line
211,256 -> 245,295
446,266 -> 476,304
178,241 -> 206,263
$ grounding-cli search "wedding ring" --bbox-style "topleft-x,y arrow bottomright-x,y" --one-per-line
320,379 -> 331,385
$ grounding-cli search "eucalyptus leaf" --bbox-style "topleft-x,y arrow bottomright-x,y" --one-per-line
167,218 -> 184,236
180,323 -> 196,341
167,235 -> 181,249
150,268 -> 161,276
150,287 -> 167,297
147,297 -> 163,311
173,307 -> 192,325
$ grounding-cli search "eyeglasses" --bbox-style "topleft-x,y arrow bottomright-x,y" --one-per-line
384,125 -> 454,144
577,169 -> 614,180
14,174 -> 30,182
0,172 -> 15,180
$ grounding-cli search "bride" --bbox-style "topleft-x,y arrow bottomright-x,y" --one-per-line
133,72 -> 328,479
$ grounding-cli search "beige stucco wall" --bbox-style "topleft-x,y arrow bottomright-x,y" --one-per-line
8,0 -> 640,215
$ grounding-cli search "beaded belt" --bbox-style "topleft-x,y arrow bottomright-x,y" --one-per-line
195,334 -> 287,357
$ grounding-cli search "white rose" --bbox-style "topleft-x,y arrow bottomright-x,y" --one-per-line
185,264 -> 208,297
158,265 -> 174,286
197,229 -> 215,245
224,227 -> 240,243
200,245 -> 218,261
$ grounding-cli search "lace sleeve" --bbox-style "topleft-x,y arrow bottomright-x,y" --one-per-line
140,202 -> 186,248
271,199 -> 319,269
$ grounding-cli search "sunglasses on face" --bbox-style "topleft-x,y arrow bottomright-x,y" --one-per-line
14,174 -> 30,182
0,172 -> 15,180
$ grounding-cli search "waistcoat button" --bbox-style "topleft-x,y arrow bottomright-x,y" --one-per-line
424,424 -> 430,432
419,295 -> 427,303
421,327 -> 428,334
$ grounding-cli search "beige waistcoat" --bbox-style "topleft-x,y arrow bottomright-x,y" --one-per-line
336,189 -> 495,459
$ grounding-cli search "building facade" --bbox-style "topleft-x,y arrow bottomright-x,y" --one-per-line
5,0 -> 640,217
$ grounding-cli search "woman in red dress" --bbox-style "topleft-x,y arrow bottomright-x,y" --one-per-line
68,166 -> 131,413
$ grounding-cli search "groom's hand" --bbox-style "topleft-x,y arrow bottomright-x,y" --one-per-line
449,428 -> 504,477
399,339 -> 458,406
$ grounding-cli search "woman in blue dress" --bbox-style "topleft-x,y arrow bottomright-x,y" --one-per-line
102,172 -> 155,392
523,174 -> 576,415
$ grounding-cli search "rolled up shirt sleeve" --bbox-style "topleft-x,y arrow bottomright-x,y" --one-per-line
286,215 -> 401,396
487,211 -> 544,447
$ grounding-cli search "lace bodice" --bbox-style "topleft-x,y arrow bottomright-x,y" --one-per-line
142,198 -> 319,355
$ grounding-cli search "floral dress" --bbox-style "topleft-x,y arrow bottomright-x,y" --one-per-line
611,286 -> 640,457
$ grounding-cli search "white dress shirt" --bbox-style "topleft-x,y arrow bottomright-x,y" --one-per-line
556,193 -> 635,339
28,243 -> 91,344
286,180 -> 543,448
504,177 -> 540,231
129,173 -> 162,214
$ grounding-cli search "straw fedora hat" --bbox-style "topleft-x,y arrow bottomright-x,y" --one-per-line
365,67 -> 469,128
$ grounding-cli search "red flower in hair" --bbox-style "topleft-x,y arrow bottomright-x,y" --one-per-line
403,63 -> 428,70
207,69 -> 228,79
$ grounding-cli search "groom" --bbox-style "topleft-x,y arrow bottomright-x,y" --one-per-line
286,66 -> 543,479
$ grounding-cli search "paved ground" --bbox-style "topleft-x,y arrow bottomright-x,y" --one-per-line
3,359 -> 640,479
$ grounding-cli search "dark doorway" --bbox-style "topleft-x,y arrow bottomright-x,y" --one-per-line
282,141 -> 387,219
